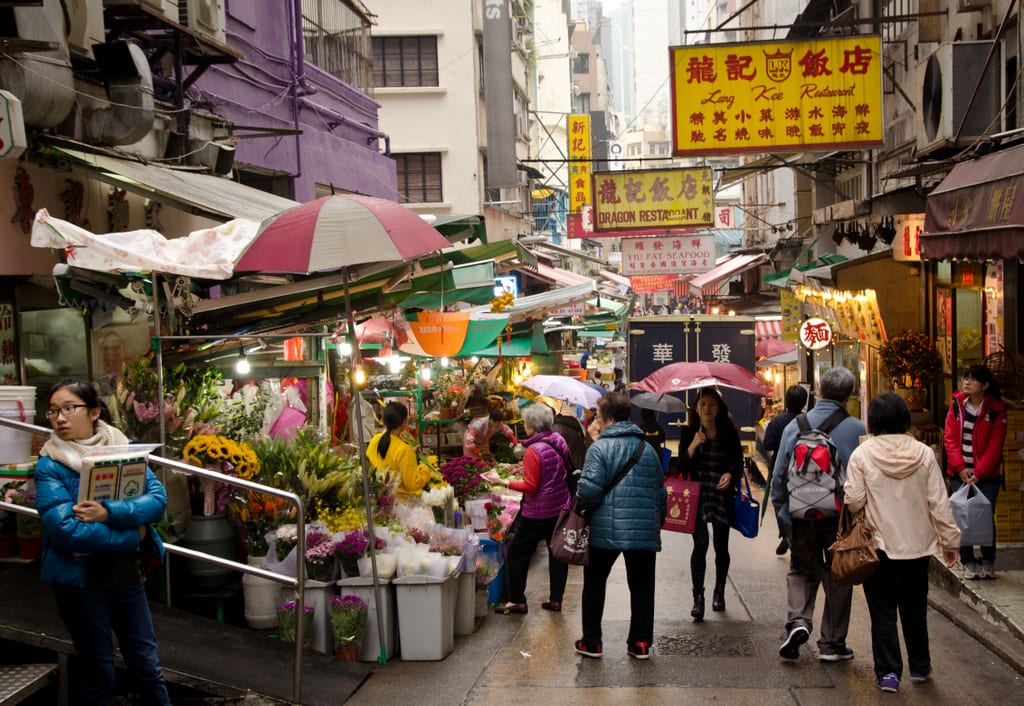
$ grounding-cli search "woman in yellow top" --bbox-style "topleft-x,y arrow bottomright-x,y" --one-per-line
366,402 -> 429,497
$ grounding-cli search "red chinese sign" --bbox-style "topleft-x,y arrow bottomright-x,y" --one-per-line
670,36 -> 883,155
629,274 -> 679,294
799,317 -> 833,350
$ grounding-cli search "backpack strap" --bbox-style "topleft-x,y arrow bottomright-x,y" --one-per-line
817,408 -> 849,435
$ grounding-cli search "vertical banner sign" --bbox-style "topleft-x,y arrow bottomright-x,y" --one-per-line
893,213 -> 924,262
483,0 -> 517,186
591,168 -> 713,231
568,114 -> 592,217
670,36 -> 884,155
0,301 -> 16,383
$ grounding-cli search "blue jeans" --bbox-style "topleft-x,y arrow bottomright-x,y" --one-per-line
55,583 -> 171,705
949,476 -> 1000,564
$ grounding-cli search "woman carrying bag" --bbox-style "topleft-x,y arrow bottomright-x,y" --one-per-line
943,365 -> 1008,580
845,392 -> 960,693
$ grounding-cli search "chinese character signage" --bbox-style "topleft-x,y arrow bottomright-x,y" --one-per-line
892,213 -> 924,262
592,168 -> 713,232
621,235 -> 716,276
0,302 -> 16,384
629,274 -> 678,294
799,317 -> 833,350
568,114 -> 592,214
670,36 -> 883,155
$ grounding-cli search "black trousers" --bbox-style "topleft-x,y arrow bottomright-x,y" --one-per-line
863,555 -> 931,679
691,520 -> 730,591
581,547 -> 656,648
505,515 -> 568,604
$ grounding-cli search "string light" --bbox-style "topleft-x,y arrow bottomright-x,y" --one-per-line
235,346 -> 250,375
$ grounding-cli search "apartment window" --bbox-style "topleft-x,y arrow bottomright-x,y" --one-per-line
572,52 -> 590,74
372,36 -> 438,87
394,153 -> 442,203
574,92 -> 591,114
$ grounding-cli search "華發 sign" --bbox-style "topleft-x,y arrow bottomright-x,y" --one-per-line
670,35 -> 883,155
591,167 -> 713,232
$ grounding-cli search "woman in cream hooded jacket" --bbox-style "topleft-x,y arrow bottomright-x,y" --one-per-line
844,392 -> 960,690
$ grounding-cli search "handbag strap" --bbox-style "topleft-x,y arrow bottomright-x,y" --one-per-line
606,439 -> 646,494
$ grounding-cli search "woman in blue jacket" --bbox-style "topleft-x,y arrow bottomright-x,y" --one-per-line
34,379 -> 171,705
574,392 -> 667,660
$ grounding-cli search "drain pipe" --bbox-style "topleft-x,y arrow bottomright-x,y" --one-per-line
289,0 -> 308,179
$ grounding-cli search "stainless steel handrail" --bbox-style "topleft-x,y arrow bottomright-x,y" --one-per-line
0,416 -> 308,705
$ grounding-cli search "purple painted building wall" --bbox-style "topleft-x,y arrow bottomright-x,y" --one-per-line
192,1 -> 396,201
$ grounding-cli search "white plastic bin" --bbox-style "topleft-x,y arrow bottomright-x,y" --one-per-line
454,570 -> 477,636
0,386 -> 36,465
393,574 -> 454,661
338,576 -> 398,662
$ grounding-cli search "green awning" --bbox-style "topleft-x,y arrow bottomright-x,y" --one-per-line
456,315 -> 512,356
474,323 -> 548,357
400,261 -> 496,307
763,253 -> 848,287
433,214 -> 488,244
401,285 -> 496,308
419,240 -> 538,270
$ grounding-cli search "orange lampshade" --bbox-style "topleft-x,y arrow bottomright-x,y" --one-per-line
407,311 -> 471,357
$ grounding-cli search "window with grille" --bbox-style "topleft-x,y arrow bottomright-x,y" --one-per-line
372,36 -> 439,87
394,153 -> 442,203
572,52 -> 590,74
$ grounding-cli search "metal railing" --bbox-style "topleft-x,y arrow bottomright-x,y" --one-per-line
0,416 -> 309,705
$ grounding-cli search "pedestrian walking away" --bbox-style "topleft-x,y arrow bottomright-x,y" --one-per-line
845,392 -> 961,693
676,387 -> 744,621
762,385 -> 809,556
771,367 -> 865,662
33,379 -> 172,705
574,393 -> 666,660
943,365 -> 1008,580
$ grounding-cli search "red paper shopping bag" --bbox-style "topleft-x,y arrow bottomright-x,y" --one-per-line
663,478 -> 700,534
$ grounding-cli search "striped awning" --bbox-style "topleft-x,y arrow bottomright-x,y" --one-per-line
755,319 -> 783,341
688,253 -> 768,297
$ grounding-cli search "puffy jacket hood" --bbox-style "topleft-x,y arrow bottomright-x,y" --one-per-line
599,420 -> 645,441
857,434 -> 933,480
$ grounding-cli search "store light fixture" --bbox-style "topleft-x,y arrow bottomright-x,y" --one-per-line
235,346 -> 250,375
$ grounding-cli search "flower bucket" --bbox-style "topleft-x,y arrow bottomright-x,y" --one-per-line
181,513 -> 238,590
335,644 -> 360,660
242,555 -> 280,630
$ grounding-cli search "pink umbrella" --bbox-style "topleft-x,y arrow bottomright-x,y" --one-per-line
234,194 -> 451,275
635,361 -> 770,397
755,339 -> 797,359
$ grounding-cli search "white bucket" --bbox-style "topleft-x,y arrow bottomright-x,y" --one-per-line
0,386 -> 36,465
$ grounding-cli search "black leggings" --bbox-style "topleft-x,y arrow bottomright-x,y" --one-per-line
691,520 -> 730,591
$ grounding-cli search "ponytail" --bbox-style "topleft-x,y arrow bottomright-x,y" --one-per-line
377,401 -> 408,458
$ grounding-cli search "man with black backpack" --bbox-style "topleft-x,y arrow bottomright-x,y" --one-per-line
770,367 -> 866,662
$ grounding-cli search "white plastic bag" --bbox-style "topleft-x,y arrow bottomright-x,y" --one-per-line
949,483 -> 993,547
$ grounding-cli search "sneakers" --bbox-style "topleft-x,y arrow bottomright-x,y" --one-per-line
819,647 -> 855,662
574,639 -> 602,658
979,561 -> 996,579
775,537 -> 789,555
779,625 -> 809,660
909,671 -> 931,683
963,562 -> 979,580
627,641 -> 651,660
877,673 -> 900,692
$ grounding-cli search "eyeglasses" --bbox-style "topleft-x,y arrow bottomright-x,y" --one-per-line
45,404 -> 89,420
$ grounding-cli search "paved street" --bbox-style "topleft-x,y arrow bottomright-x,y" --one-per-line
347,523 -> 1023,705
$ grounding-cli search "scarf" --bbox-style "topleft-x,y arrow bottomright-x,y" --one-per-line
39,420 -> 129,474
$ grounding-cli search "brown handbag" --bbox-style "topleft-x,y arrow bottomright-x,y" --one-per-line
829,506 -> 879,585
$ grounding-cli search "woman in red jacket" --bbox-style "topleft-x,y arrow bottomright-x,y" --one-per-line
943,365 -> 1008,580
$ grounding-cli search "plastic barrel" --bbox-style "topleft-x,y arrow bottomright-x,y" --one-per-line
0,386 -> 37,464
181,513 -> 238,590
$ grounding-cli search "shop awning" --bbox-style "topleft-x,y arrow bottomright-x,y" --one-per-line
531,263 -> 594,288
472,323 -> 548,358
42,143 -> 299,221
922,142 -> 1024,261
688,253 -> 769,296
755,319 -> 783,341
432,214 -> 488,245
468,281 -> 595,322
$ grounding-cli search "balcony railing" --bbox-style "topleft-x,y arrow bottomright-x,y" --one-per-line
301,0 -> 374,93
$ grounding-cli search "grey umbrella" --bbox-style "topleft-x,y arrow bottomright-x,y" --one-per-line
630,392 -> 687,413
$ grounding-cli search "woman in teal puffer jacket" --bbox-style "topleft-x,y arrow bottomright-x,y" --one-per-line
34,379 -> 170,705
574,392 -> 667,661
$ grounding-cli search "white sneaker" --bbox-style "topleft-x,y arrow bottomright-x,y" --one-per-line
979,561 -> 995,579
962,562 -> 978,580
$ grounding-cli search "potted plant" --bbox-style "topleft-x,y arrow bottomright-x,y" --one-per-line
328,594 -> 368,659
879,329 -> 942,411
276,600 -> 315,646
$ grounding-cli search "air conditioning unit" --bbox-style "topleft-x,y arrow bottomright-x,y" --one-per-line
103,0 -> 180,25
916,41 -> 1003,156
182,0 -> 225,45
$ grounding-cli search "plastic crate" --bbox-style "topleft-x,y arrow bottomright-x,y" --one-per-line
392,574 -> 455,661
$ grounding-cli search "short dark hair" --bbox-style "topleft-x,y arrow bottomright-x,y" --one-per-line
867,392 -> 911,435
597,392 -> 631,422
784,385 -> 808,414
488,409 -> 504,423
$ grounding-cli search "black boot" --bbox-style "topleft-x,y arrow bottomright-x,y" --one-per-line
691,590 -> 705,622
712,583 -> 725,612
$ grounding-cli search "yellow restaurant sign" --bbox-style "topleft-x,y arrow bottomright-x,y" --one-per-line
670,35 -> 883,155
568,114 -> 592,213
592,167 -> 713,232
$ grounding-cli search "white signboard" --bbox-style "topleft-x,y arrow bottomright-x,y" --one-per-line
620,235 -> 716,276
892,213 -> 924,262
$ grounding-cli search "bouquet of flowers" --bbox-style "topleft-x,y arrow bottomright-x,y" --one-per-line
276,600 -> 314,645
4,484 -> 41,538
272,523 -> 298,561
879,329 -> 942,390
328,594 -> 368,648
438,456 -> 491,504
228,490 -> 293,557
336,527 -> 385,577
305,526 -> 338,582
183,434 -> 260,515
432,372 -> 467,411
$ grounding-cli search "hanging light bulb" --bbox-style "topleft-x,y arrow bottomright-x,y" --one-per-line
353,367 -> 366,386
440,357 -> 450,368
235,346 -> 250,375
388,355 -> 402,373
421,366 -> 432,383
337,340 -> 352,357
